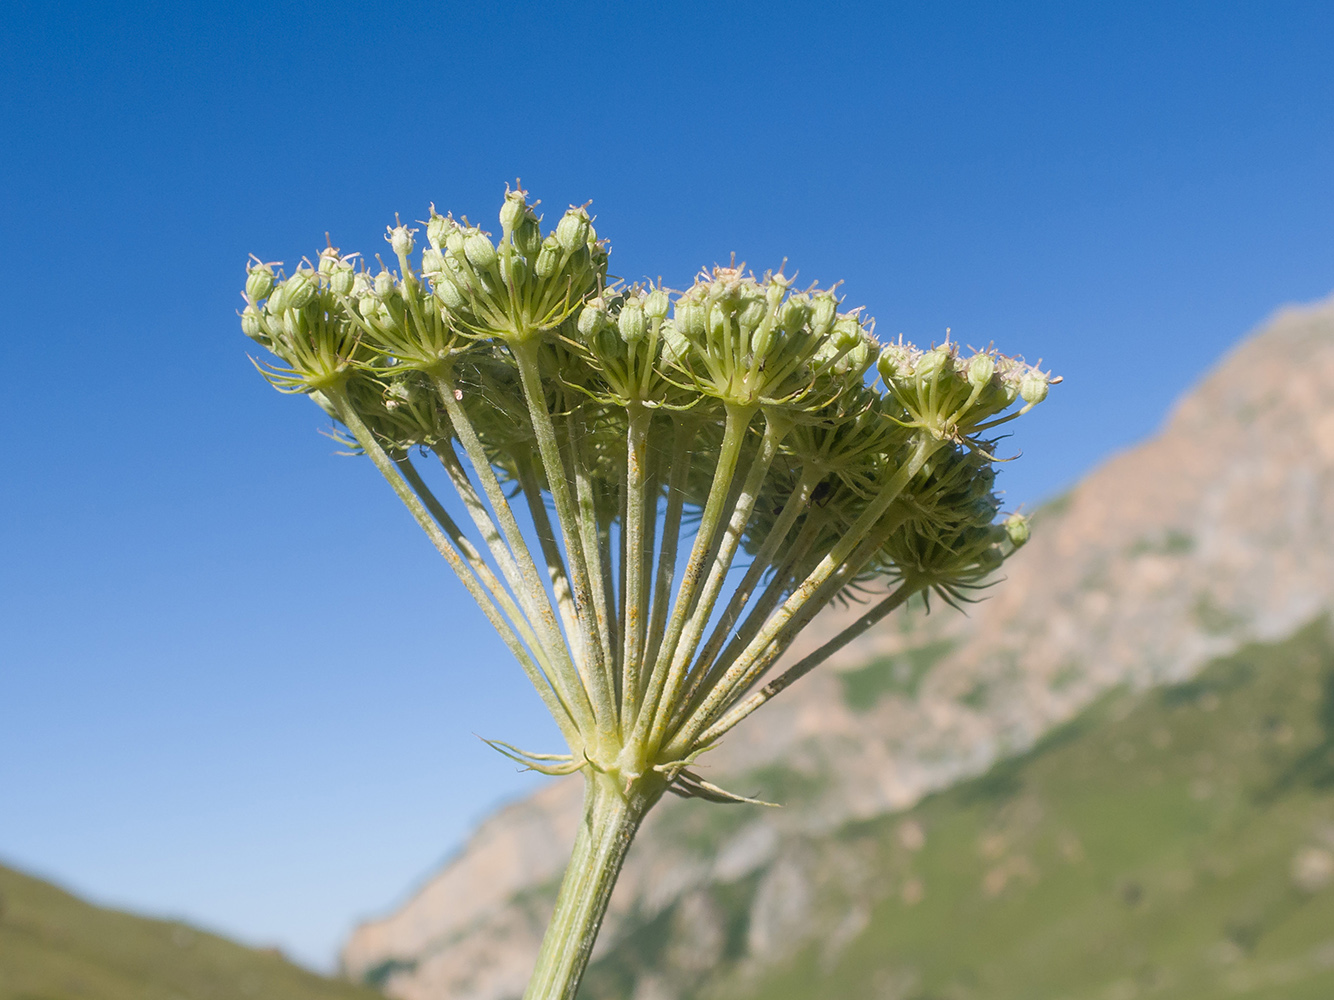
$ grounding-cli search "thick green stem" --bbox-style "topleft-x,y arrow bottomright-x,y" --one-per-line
522,772 -> 664,1000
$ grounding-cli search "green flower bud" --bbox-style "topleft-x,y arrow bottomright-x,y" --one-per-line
877,342 -> 919,382
618,299 -> 647,343
503,253 -> 530,290
359,294 -> 380,320
388,225 -> 415,258
840,336 -> 875,376
1004,513 -> 1030,548
500,190 -> 526,238
246,263 -> 275,303
811,293 -> 838,336
662,323 -> 692,364
374,270 -> 396,300
434,276 -> 467,311
445,227 -> 467,257
831,316 -> 862,350
567,244 -> 591,274
765,275 -> 789,310
645,288 -> 669,321
240,304 -> 265,342
464,232 -> 497,272
967,352 -> 996,387
737,292 -> 767,331
1019,370 -> 1049,405
265,282 -> 287,314
515,215 -> 542,258
421,248 -> 445,274
535,236 -> 562,278
708,302 -> 728,338
426,208 -> 450,251
330,262 -> 355,297
282,307 -> 306,340
915,346 -> 953,380
778,295 -> 811,335
555,208 -> 590,252
674,300 -> 707,339
351,272 -> 372,298
578,302 -> 606,338
284,268 -> 317,310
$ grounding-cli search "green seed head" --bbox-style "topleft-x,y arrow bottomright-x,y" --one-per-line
618,298 -> 647,343
674,299 -> 707,341
1019,370 -> 1049,405
464,231 -> 497,272
240,304 -> 265,342
811,292 -> 838,336
967,352 -> 996,387
500,188 -> 527,239
555,208 -> 591,252
426,207 -> 450,250
1004,512 -> 1031,548
330,261 -> 356,298
434,276 -> 467,311
778,294 -> 811,335
284,267 -> 317,310
421,248 -> 445,275
245,263 -> 275,303
535,236 -> 562,278
388,225 -> 415,258
645,288 -> 669,321
577,301 -> 607,338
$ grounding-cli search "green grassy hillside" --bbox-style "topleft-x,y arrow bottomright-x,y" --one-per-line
0,865 -> 381,1000
583,619 -> 1334,1000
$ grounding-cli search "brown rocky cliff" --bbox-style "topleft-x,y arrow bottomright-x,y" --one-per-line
342,296 -> 1334,999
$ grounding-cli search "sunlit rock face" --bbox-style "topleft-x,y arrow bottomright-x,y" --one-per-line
343,297 -> 1334,1000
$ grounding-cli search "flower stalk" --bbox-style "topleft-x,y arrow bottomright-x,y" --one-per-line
240,187 -> 1056,998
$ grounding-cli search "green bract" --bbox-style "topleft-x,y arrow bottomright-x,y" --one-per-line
240,187 -> 1054,1000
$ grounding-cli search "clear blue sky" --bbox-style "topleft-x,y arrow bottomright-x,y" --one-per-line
2,0 -> 1332,970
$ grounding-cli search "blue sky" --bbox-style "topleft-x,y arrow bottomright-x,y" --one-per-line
2,0 -> 1333,971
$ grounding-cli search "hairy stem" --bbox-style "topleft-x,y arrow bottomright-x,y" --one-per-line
513,340 -> 616,741
522,772 -> 665,1000
619,404 -> 652,729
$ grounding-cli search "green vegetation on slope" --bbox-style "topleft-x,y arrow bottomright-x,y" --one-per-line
0,865 -> 382,1000
583,619 -> 1334,1000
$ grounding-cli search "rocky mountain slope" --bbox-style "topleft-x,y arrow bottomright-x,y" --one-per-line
343,296 -> 1334,999
0,862 -> 383,1000
580,621 -> 1334,999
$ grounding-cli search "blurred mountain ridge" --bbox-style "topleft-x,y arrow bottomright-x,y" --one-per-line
343,294 -> 1334,999
0,861 -> 382,1000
